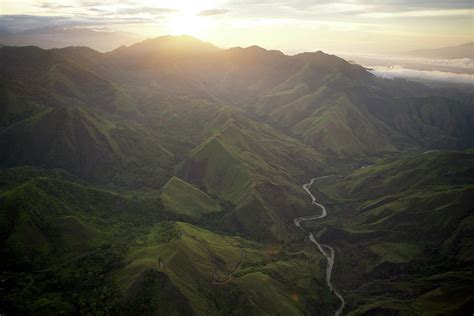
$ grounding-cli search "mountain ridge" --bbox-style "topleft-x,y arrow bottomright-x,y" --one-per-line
1,35 -> 473,315
403,42 -> 474,59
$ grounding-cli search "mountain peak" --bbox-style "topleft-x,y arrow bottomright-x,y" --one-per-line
117,35 -> 219,55
245,45 -> 267,52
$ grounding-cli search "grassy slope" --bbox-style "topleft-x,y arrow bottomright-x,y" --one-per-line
310,149 -> 474,314
0,168 -> 335,315
256,64 -> 473,157
0,168 -> 167,269
178,109 -> 340,241
0,167 -> 192,314
258,70 -> 396,156
0,103 -> 179,188
160,176 -> 221,218
117,221 -> 333,315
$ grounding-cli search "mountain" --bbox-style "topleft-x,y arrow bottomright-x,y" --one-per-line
1,36 -> 473,315
54,36 -> 474,156
404,42 -> 474,59
176,109 -> 330,241
0,27 -> 142,52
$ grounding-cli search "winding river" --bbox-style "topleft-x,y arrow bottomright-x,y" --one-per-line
293,175 -> 345,316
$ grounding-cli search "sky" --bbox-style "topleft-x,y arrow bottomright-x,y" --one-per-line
1,0 -> 473,54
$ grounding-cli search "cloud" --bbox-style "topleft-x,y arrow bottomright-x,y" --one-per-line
226,0 -> 473,13
39,1 -> 176,16
370,65 -> 474,85
198,9 -> 230,16
0,15 -> 72,31
40,3 -> 75,9
340,52 -> 474,74
114,7 -> 176,15
359,0 -> 472,11
219,0 -> 474,23
360,8 -> 473,18
396,57 -> 474,74
6,1 -> 473,29
0,14 -> 158,32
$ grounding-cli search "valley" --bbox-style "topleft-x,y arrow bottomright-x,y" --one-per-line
295,175 -> 346,315
0,35 -> 473,315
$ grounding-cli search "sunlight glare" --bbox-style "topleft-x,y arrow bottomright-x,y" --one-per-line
168,15 -> 210,37
158,0 -> 218,37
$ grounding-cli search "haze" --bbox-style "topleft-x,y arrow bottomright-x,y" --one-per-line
1,0 -> 472,54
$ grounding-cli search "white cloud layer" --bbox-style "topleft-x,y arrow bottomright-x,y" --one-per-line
370,65 -> 474,85
343,54 -> 474,73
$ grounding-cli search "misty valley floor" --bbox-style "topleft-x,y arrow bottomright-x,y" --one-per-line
1,36 -> 473,315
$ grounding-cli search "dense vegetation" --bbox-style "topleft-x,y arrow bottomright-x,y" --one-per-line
1,36 -> 473,315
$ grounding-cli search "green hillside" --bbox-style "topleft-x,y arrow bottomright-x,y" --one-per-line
307,150 -> 474,314
160,177 -> 221,218
178,109 -> 332,241
117,222 -> 335,315
0,105 -> 174,187
0,36 -> 473,315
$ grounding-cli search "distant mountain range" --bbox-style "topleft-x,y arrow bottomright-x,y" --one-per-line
0,27 -> 142,52
404,42 -> 474,59
1,35 -> 473,315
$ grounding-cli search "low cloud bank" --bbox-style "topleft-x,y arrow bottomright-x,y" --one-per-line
369,65 -> 474,85
340,52 -> 474,75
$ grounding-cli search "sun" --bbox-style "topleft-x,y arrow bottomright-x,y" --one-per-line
126,0 -> 220,38
167,12 -> 219,38
153,0 -> 218,37
168,14 -> 210,37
